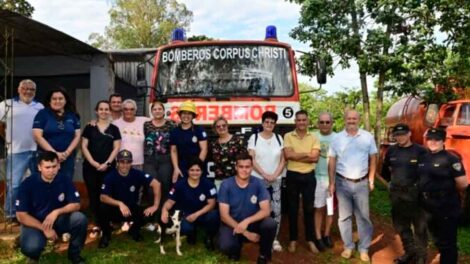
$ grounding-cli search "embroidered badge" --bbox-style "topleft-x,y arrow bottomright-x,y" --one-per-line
75,192 -> 80,197
15,200 -> 20,206
58,193 -> 65,202
192,136 -> 198,143
130,185 -> 136,192
145,174 -> 150,178
199,194 -> 206,201
101,184 -> 106,190
452,162 -> 462,171
250,195 -> 257,204
210,188 -> 216,195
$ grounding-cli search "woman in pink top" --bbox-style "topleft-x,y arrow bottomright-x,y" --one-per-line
112,99 -> 149,169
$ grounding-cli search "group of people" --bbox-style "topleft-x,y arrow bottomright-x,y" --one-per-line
0,79 -> 467,264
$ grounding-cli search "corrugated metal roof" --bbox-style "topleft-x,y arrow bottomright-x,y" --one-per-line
0,9 -> 102,57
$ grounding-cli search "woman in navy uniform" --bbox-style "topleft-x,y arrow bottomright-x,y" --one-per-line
418,127 -> 467,264
161,158 -> 219,250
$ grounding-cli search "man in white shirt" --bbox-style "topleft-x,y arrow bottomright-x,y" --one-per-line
328,110 -> 377,262
0,79 -> 44,222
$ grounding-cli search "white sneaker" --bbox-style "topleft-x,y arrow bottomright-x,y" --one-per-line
62,233 -> 71,242
272,240 -> 283,252
89,226 -> 101,238
121,222 -> 131,232
144,223 -> 156,232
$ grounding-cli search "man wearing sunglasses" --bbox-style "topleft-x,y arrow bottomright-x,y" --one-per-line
98,150 -> 161,248
313,112 -> 336,251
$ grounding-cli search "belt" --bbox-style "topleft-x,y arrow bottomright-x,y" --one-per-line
336,173 -> 368,183
421,191 -> 449,199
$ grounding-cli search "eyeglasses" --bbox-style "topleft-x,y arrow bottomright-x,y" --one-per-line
123,108 -> 135,111
21,87 -> 36,92
216,124 -> 227,129
319,121 -> 331,125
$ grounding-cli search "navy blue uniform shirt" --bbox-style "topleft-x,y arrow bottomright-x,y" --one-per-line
16,173 -> 80,222
218,176 -> 270,222
168,178 -> 217,216
382,143 -> 427,185
169,125 -> 207,173
33,108 -> 81,152
101,168 -> 153,207
418,149 -> 466,216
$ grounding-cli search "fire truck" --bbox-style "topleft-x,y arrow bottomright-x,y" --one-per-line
139,26 -> 326,177
382,87 -> 470,219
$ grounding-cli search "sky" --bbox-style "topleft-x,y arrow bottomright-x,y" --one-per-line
28,0 -> 372,93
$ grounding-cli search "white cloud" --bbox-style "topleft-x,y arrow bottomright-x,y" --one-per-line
26,0 -> 366,93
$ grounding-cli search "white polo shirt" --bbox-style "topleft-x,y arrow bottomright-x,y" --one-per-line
328,129 -> 377,180
0,97 -> 44,153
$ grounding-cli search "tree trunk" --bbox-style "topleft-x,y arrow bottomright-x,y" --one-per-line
360,72 -> 371,131
350,0 -> 371,131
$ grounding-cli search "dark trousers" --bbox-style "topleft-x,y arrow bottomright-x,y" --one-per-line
286,170 -> 316,241
20,212 -> 87,260
83,163 -> 110,223
98,203 -> 148,238
181,210 -> 219,238
426,212 -> 459,264
390,191 -> 428,258
143,154 -> 173,204
219,217 -> 277,260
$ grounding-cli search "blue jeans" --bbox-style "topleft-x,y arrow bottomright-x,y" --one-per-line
20,211 -> 87,260
180,210 -> 219,238
336,176 -> 373,253
4,151 -> 36,218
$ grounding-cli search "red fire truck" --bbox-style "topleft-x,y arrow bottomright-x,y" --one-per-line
144,26 -> 325,177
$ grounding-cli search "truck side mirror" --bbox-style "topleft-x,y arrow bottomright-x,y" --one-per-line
316,59 -> 327,85
425,104 -> 439,126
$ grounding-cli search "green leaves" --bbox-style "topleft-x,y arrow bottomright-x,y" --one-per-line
0,0 -> 34,17
88,0 -> 193,49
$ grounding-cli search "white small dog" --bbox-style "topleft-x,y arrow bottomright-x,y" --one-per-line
154,210 -> 183,256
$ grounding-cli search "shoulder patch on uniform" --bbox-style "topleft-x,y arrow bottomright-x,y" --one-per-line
75,192 -> 80,197
202,131 -> 207,138
101,184 -> 106,190
145,174 -> 150,178
452,162 -> 462,172
15,200 -> 20,206
210,188 -> 216,195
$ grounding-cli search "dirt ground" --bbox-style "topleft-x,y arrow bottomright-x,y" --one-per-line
240,213 -> 445,264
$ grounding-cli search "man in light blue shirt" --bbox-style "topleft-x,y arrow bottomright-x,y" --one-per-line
328,110 -> 377,262
0,79 -> 44,223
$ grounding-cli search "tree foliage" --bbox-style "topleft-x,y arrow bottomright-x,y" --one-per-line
290,0 -> 470,145
89,0 -> 193,49
0,0 -> 33,17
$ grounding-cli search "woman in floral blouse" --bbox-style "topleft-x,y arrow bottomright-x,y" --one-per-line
143,100 -> 175,203
210,116 -> 247,187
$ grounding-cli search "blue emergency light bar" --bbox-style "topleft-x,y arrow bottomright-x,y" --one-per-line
265,25 -> 277,40
172,28 -> 185,42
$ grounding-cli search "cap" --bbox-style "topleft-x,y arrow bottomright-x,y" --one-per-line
425,127 -> 446,141
392,123 -> 410,135
178,100 -> 197,116
117,149 -> 133,161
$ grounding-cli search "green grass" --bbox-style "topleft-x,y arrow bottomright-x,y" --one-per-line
0,232 -> 237,264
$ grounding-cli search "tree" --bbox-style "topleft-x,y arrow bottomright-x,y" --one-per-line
0,0 -> 34,17
89,0 -> 193,49
290,0 -> 470,146
188,35 -> 213,41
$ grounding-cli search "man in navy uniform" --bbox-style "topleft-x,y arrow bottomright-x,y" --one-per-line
98,149 -> 161,248
16,151 -> 87,264
418,127 -> 467,264
218,153 -> 277,264
382,124 -> 428,264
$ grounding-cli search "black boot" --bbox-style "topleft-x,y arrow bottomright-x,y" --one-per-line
98,235 -> 110,248
314,238 -> 326,252
322,236 -> 333,248
257,255 -> 267,264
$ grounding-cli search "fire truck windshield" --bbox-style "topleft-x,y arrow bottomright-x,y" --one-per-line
458,103 -> 470,125
155,44 -> 294,98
